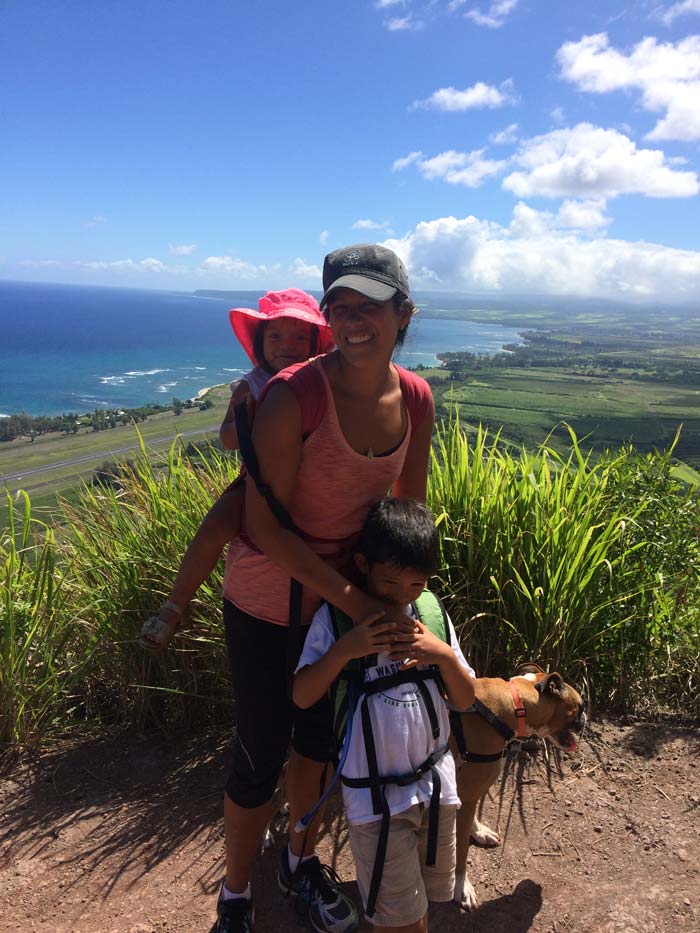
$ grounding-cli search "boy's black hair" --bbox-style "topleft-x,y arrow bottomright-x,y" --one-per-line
253,321 -> 320,375
357,498 -> 438,574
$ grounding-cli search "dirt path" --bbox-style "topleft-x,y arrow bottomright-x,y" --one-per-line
1,718 -> 697,933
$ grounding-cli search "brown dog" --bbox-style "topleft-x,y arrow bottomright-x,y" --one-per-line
451,669 -> 586,908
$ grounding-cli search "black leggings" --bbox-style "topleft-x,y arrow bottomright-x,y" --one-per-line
224,599 -> 334,808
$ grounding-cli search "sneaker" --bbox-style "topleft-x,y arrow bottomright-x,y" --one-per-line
278,849 -> 358,933
215,891 -> 254,933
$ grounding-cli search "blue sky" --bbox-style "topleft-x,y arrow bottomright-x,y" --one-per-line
1,0 -> 699,303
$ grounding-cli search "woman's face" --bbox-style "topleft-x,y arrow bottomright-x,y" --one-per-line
325,288 -> 410,361
262,318 -> 314,372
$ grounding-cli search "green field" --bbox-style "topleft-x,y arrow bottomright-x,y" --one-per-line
432,367 -> 700,467
0,385 -> 232,521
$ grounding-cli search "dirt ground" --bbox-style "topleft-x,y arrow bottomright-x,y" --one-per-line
1,717 -> 698,933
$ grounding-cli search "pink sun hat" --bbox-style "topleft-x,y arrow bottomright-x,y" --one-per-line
229,288 -> 334,367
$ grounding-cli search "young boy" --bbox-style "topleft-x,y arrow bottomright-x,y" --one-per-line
293,499 -> 475,933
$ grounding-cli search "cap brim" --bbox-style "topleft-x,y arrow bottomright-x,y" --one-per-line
321,274 -> 397,307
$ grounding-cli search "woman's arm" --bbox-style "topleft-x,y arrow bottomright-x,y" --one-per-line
243,383 -> 382,621
219,380 -> 253,450
392,392 -> 435,501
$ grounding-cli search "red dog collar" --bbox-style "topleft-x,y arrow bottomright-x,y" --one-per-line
509,681 -> 527,738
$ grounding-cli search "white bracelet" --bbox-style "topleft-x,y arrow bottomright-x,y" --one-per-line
161,600 -> 185,618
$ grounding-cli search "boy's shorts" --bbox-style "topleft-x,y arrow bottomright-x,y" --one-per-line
348,802 -> 457,927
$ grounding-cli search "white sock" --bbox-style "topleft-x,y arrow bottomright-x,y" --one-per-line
287,846 -> 314,874
221,882 -> 251,902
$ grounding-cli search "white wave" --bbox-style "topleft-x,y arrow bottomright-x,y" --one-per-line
99,376 -> 127,385
194,366 -> 207,371
124,368 -> 169,377
0,413 -> 9,419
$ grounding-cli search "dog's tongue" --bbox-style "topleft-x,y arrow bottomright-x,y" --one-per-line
567,738 -> 578,751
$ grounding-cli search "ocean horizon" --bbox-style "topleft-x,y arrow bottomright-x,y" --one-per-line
0,280 -> 523,417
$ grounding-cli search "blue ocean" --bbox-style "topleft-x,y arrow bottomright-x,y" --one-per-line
0,280 -> 523,417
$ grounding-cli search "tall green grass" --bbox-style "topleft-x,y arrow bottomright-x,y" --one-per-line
429,418 -> 699,712
60,436 -> 240,730
2,421 -> 698,757
0,492 -> 84,759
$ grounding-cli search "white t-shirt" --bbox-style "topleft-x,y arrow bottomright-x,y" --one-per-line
296,601 -> 475,826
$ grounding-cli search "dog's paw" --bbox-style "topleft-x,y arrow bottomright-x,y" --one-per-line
453,873 -> 478,910
470,817 -> 500,848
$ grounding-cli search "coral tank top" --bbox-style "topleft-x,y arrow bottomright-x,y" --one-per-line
223,357 -> 431,625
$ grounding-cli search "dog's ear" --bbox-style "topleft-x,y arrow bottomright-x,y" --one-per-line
535,672 -> 564,697
513,661 -> 546,677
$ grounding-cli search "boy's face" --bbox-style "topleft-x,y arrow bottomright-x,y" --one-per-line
355,554 -> 428,607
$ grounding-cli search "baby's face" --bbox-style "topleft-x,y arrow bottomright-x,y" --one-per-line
262,318 -> 313,372
363,560 -> 427,608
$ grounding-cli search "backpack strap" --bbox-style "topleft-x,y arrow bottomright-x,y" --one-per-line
258,359 -> 327,437
261,360 -> 432,440
395,365 -> 433,431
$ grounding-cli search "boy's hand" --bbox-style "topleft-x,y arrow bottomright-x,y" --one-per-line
338,611 -> 396,661
387,621 -> 451,668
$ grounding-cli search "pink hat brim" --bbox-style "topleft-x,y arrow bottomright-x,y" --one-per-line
229,289 -> 334,367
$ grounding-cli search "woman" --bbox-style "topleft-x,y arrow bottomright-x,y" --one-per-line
215,244 -> 435,933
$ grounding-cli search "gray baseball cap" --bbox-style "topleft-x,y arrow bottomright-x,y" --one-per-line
321,244 -> 410,308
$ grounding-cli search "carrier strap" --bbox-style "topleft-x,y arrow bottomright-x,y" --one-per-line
343,745 -> 448,917
234,401 -> 303,695
471,697 -> 515,742
360,666 -> 441,698
449,709 -> 507,763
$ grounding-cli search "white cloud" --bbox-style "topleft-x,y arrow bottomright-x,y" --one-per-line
502,123 -> 699,199
168,243 -> 197,256
140,257 -> 166,272
387,14 -> 423,30
657,0 -> 700,26
198,255 -> 270,280
71,257 -> 166,273
413,79 -> 516,111
81,216 -> 107,229
508,199 -> 610,236
555,198 -> 610,231
550,106 -> 566,125
557,32 -> 700,141
352,218 -> 393,231
489,122 -> 519,144
464,0 -> 519,28
392,151 -> 424,172
19,259 -> 61,267
289,257 -> 322,279
381,207 -> 700,303
376,0 -> 405,6
320,229 -> 329,246
397,148 -> 508,187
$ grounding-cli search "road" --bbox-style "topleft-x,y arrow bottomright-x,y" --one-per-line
0,423 -> 220,484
